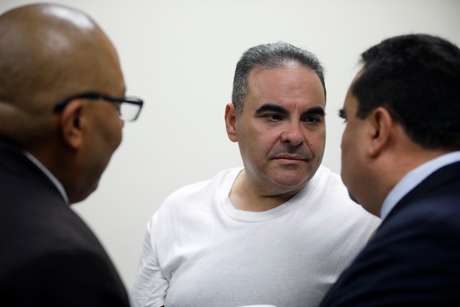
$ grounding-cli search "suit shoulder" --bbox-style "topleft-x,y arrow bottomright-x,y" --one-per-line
1,198 -> 111,274
0,249 -> 129,307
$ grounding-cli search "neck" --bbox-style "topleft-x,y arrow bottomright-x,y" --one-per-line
369,146 -> 451,215
229,170 -> 300,211
28,143 -> 80,202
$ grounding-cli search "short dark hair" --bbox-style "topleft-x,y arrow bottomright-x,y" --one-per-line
232,42 -> 326,113
352,34 -> 460,150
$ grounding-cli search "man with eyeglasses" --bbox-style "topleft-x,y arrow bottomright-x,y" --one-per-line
0,3 -> 142,306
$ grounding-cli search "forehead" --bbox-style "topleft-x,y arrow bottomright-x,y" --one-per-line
101,55 -> 125,95
246,62 -> 325,110
342,90 -> 360,121
86,36 -> 126,96
344,69 -> 363,104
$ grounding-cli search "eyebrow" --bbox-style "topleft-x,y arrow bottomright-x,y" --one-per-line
255,103 -> 288,116
255,103 -> 325,117
304,106 -> 325,117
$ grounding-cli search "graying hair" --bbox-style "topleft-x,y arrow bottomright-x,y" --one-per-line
232,42 -> 326,113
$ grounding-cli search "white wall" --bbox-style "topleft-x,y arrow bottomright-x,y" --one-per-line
2,0 -> 459,287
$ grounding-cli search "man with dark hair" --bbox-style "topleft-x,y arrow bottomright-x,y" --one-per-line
132,42 -> 378,307
320,34 -> 460,307
0,3 -> 143,306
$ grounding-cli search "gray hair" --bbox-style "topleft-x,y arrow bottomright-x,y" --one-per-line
232,42 -> 326,113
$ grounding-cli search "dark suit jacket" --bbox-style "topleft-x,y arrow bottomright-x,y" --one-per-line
319,161 -> 460,307
0,140 -> 130,307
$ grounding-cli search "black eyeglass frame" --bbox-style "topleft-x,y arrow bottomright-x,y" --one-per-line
53,91 -> 144,121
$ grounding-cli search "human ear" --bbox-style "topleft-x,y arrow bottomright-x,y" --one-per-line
225,103 -> 238,142
59,100 -> 85,150
367,107 -> 393,158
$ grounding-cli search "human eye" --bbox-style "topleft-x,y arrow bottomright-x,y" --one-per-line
255,105 -> 288,123
338,109 -> 347,123
267,113 -> 284,122
259,112 -> 284,122
302,114 -> 323,125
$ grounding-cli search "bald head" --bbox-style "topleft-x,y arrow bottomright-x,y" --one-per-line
0,3 -> 127,203
0,3 -> 124,139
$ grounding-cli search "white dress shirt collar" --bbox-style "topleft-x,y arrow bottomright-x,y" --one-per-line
380,150 -> 460,220
23,151 -> 69,204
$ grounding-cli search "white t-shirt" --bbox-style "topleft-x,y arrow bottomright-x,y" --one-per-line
131,166 -> 379,307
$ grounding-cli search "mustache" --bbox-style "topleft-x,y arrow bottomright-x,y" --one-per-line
268,146 -> 313,161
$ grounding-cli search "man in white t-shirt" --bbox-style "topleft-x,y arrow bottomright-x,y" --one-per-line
131,42 -> 379,307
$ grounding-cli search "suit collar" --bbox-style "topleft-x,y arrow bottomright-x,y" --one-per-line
384,159 -> 460,222
381,151 -> 460,220
0,139 -> 69,204
23,151 -> 69,204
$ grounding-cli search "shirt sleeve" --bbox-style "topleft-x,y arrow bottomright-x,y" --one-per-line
131,214 -> 168,307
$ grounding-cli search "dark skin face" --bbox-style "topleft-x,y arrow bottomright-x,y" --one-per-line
0,3 -> 125,203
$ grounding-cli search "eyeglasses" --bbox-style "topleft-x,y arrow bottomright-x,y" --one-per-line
53,92 -> 144,122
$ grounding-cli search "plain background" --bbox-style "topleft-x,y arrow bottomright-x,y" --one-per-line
1,0 -> 459,288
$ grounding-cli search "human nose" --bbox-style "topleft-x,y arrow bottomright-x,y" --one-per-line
280,121 -> 304,146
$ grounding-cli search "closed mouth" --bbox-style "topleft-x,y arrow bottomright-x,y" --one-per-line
272,155 -> 309,161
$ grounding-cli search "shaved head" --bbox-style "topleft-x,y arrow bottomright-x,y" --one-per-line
0,3 -> 124,111
0,3 -> 127,203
